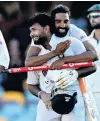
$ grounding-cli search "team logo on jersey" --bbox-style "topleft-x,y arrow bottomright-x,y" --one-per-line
42,70 -> 50,85
42,70 -> 48,76
80,36 -> 85,40
42,70 -> 54,90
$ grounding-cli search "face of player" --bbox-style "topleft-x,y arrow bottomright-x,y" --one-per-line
29,23 -> 48,45
53,13 -> 70,37
87,11 -> 100,29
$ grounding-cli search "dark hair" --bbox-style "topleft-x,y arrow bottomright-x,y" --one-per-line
51,4 -> 70,21
28,13 -> 51,27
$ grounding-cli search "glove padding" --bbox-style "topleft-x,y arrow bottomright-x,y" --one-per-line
51,90 -> 77,114
54,70 -> 78,89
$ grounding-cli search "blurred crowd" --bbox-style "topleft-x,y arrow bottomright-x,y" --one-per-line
0,1 -> 99,121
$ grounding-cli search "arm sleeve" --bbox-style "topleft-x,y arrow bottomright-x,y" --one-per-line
0,30 -> 10,68
70,37 -> 86,55
26,71 -> 39,85
71,26 -> 88,42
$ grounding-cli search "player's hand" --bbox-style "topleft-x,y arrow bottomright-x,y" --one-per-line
40,91 -> 52,110
54,40 -> 71,55
54,70 -> 78,89
50,59 -> 65,70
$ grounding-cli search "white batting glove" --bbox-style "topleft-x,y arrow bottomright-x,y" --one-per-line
55,70 -> 78,89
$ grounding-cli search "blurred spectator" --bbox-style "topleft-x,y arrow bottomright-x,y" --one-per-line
0,6 -> 8,32
2,2 -> 30,93
23,81 -> 39,121
71,18 -> 89,35
70,2 -> 89,34
71,1 -> 100,35
35,1 -> 52,13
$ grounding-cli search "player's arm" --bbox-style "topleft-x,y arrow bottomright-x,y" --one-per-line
25,41 -> 70,67
50,40 -> 98,69
28,84 -> 50,100
62,40 -> 98,63
28,84 -> 41,97
25,45 -> 58,67
27,71 -> 51,109
77,65 -> 96,78
27,74 -> 51,105
27,71 -> 41,97
82,40 -> 98,61
73,40 -> 97,77
50,38 -> 97,77
28,84 -> 51,109
62,26 -> 98,63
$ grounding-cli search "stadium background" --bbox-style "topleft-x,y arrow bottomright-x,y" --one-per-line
0,1 -> 99,121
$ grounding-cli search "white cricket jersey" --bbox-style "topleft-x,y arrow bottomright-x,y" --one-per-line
27,25 -> 88,121
67,24 -> 87,42
26,41 -> 50,85
86,30 -> 100,59
27,36 -> 86,93
85,30 -> 100,114
0,30 -> 10,68
27,24 -> 87,87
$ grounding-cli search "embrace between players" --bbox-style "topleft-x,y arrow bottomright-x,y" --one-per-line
25,5 -> 98,121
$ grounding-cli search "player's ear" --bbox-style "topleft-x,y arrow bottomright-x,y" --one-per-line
44,25 -> 50,34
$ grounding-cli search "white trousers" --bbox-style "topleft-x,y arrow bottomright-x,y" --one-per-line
36,87 -> 87,121
85,67 -> 100,119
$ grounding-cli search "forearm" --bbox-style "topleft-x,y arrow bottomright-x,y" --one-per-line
28,84 -> 41,97
63,51 -> 98,64
25,50 -> 57,67
77,65 -> 97,78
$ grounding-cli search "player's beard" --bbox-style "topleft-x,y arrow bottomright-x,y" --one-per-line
34,36 -> 48,48
91,23 -> 100,29
53,26 -> 69,37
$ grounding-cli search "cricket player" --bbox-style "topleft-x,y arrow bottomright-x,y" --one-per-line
0,30 -> 10,97
85,4 -> 100,114
26,13 -> 96,121
0,30 -> 10,72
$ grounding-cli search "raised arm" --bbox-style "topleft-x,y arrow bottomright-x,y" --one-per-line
25,45 -> 59,67
50,39 -> 98,70
50,37 -> 97,77
25,40 -> 70,67
62,40 -> 98,63
63,25 -> 98,63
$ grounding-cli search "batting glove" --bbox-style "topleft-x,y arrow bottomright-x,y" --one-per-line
54,70 -> 78,89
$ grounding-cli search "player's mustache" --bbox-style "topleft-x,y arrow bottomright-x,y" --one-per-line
57,27 -> 67,30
